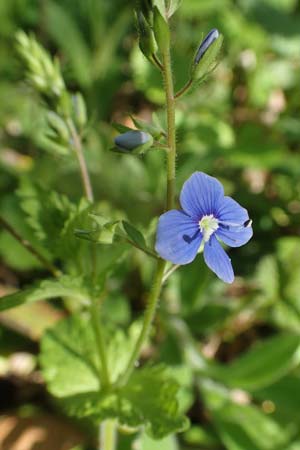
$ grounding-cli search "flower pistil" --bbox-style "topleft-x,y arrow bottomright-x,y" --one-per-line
199,214 -> 219,242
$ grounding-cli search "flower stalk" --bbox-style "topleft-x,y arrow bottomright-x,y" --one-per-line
120,16 -> 177,386
67,118 -> 94,203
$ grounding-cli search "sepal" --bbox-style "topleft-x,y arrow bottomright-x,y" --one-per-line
191,29 -> 223,82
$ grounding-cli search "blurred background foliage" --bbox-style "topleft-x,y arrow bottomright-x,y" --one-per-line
0,0 -> 300,449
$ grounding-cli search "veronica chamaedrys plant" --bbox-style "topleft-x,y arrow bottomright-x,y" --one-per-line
155,172 -> 253,283
0,2 -> 255,450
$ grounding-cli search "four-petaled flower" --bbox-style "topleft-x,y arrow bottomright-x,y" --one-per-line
155,172 -> 253,283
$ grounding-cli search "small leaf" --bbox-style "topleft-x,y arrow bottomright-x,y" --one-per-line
122,221 -> 147,249
0,276 -> 89,312
130,115 -> 165,139
112,122 -> 134,133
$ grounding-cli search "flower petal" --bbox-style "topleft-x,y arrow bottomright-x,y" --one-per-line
216,226 -> 253,248
216,196 -> 249,223
155,210 -> 202,264
215,196 -> 253,247
180,172 -> 224,219
203,234 -> 234,283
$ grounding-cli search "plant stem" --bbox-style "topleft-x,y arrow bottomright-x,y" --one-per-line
120,258 -> 166,385
90,297 -> 110,387
174,78 -> 193,99
162,45 -> 176,210
0,216 -> 60,277
120,28 -> 177,386
152,53 -> 164,71
67,118 -> 94,203
162,264 -> 180,284
100,420 -> 117,450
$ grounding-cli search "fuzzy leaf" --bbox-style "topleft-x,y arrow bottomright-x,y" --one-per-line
40,315 -> 188,439
61,366 -> 189,439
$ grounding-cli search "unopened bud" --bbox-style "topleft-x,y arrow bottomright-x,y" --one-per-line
136,11 -> 158,59
194,29 -> 219,65
113,130 -> 153,154
191,28 -> 223,81
72,93 -> 87,129
46,111 -> 70,142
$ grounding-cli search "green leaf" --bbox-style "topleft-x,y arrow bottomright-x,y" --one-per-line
17,181 -> 91,262
201,380 -> 292,450
40,315 -> 141,395
121,221 -> 147,250
112,122 -> 134,133
40,315 -> 188,439
62,366 -> 189,439
0,275 -> 89,312
210,333 -> 300,391
255,375 -> 300,420
130,115 -> 165,139
120,365 -> 189,439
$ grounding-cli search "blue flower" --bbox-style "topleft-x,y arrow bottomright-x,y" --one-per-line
155,172 -> 253,283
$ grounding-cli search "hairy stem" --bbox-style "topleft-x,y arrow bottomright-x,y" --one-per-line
120,258 -> 166,385
162,45 -> 176,210
120,28 -> 177,386
100,420 -> 117,450
67,118 -> 94,202
0,216 -> 60,277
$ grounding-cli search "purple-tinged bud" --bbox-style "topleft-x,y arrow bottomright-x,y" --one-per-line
194,29 -> 219,65
113,130 -> 153,154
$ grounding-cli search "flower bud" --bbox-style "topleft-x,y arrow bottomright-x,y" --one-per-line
191,28 -> 223,81
194,29 -> 219,65
113,130 -> 153,154
72,92 -> 87,129
46,111 -> 70,142
136,11 -> 158,59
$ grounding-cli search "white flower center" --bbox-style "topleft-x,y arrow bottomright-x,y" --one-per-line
199,214 -> 219,242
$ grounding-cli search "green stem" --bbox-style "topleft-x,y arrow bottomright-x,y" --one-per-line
67,118 -> 94,203
120,29 -> 177,386
175,78 -> 193,99
162,45 -> 176,210
120,258 -> 166,385
100,420 -> 117,450
90,297 -> 110,387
